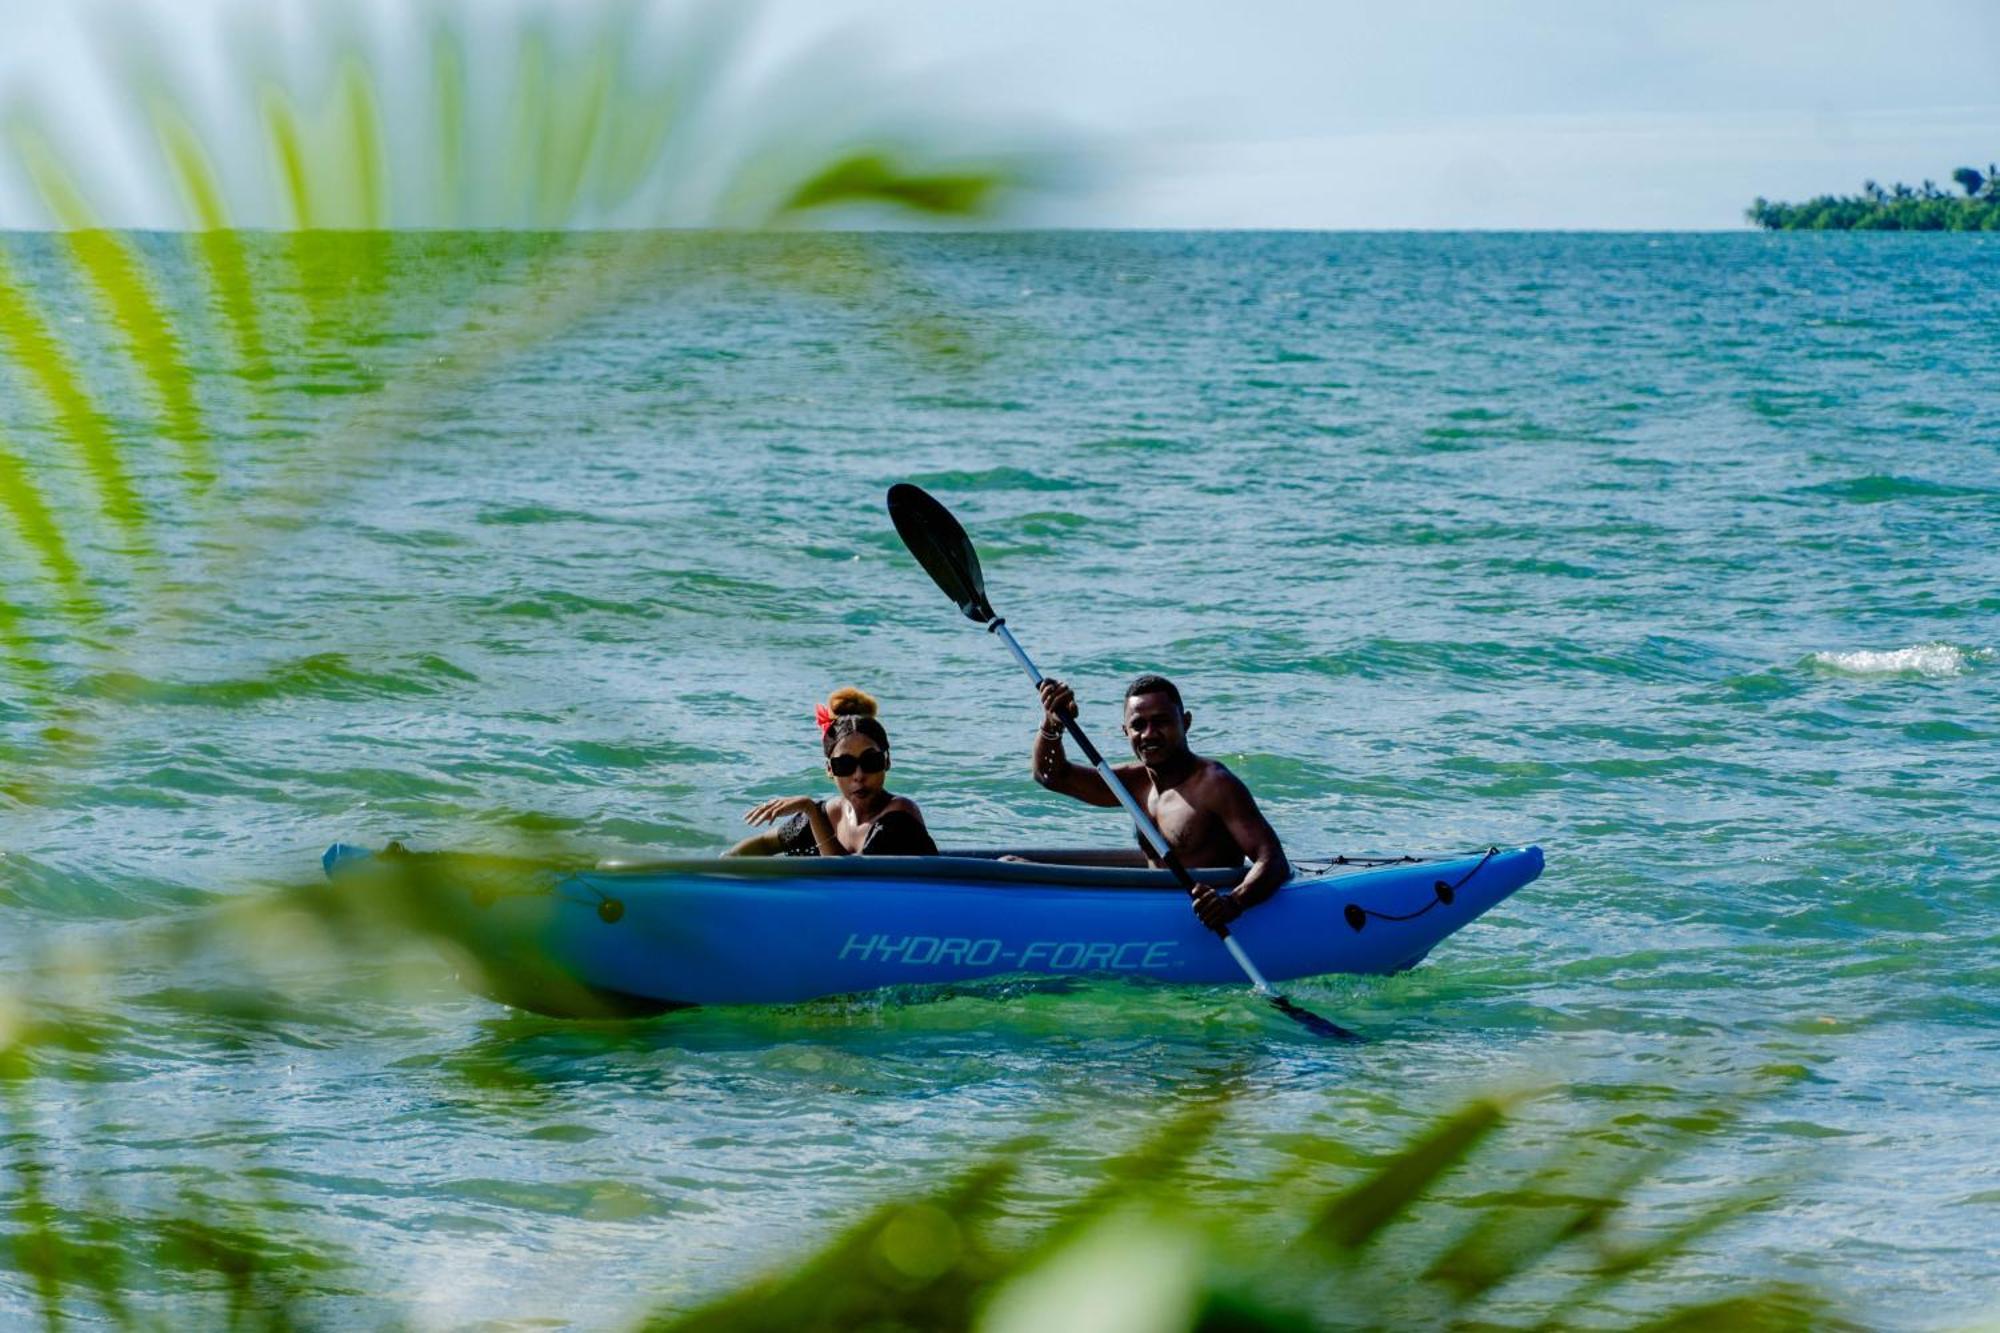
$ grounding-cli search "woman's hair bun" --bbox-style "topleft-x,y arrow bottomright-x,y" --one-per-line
826,686 -> 878,719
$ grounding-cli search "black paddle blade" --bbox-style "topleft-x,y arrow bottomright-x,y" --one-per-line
887,484 -> 997,623
1269,994 -> 1363,1042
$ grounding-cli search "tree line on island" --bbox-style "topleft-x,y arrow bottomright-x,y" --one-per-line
1749,161 -> 2000,230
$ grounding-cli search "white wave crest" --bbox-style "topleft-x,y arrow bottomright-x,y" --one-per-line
1809,643 -> 1988,678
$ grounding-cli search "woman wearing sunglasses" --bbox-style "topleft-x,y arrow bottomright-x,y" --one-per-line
728,687 -> 940,857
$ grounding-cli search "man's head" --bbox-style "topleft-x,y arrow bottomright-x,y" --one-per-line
1123,674 -> 1192,768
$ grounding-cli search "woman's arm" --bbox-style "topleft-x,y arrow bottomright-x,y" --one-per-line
799,799 -> 843,855
743,796 -> 845,856
725,831 -> 783,857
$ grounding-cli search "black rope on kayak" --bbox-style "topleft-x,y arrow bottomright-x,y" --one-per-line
1341,846 -> 1498,933
1294,852 -> 1423,876
555,881 -> 625,923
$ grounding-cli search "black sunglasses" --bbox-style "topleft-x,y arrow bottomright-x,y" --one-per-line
828,749 -> 888,777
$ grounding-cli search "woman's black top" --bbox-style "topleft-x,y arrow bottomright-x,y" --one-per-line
775,801 -> 939,857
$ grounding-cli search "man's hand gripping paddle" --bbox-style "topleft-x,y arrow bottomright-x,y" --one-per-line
887,483 -> 1360,1042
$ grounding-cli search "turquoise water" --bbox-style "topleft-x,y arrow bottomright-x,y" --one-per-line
3,232 -> 1997,1325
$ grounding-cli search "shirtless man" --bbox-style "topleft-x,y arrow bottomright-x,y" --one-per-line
1032,674 -> 1289,930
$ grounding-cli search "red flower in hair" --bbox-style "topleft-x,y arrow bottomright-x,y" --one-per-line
815,703 -> 835,736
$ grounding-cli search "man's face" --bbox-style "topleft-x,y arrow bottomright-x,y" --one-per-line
1123,690 -> 1188,766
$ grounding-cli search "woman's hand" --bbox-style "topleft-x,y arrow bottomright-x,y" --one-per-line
743,795 -> 819,826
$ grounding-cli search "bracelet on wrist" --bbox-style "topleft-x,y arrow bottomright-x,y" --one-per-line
1039,722 -> 1063,739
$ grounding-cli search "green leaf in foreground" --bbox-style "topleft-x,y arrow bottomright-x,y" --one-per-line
1300,1096 -> 1507,1253
0,874 -> 1840,1329
784,151 -> 1012,217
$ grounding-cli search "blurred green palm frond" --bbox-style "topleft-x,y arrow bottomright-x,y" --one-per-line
786,151 -> 1015,218
0,0 -> 1055,792
0,857 -> 1836,1329
648,1088 -> 1827,1333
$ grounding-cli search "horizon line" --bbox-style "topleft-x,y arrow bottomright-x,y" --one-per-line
0,224 -> 1861,237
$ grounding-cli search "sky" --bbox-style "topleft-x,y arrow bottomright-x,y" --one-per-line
2,0 -> 1998,229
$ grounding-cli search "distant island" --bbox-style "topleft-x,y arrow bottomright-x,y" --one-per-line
1749,162 -> 2000,230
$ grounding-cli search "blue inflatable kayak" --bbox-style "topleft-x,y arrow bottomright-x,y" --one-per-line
322,843 -> 1542,1016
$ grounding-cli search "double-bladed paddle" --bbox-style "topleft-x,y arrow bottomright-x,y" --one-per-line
886,482 -> 1360,1042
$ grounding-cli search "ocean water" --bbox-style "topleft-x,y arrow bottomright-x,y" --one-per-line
2,231 -> 1997,1327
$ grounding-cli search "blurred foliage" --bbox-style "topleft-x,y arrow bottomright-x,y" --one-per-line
644,1088 -> 1829,1333
0,0 -> 1056,796
0,860 -> 1841,1328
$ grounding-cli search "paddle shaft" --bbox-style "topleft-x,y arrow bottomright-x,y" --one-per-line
990,618 -> 1281,993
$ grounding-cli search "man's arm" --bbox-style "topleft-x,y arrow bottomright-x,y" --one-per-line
1191,768 -> 1290,929
1031,678 -> 1121,807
